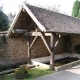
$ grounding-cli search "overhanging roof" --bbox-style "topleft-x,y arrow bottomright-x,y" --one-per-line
7,3 -> 80,37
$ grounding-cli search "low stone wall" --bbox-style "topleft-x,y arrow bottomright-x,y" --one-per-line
32,58 -> 80,71
55,60 -> 80,71
32,53 -> 69,63
32,53 -> 80,71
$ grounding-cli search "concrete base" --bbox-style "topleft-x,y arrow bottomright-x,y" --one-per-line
69,53 -> 80,59
32,53 -> 80,71
55,60 -> 80,71
32,53 -> 69,63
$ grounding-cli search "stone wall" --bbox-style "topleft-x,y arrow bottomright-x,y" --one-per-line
31,36 -> 65,58
0,35 -> 65,67
55,36 -> 65,54
31,36 -> 50,58
0,36 -> 28,67
66,34 -> 80,53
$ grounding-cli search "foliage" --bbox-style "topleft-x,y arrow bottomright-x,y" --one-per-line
15,66 -> 28,74
0,67 -> 54,80
0,0 -> 9,31
45,5 -> 60,12
15,66 -> 28,79
7,12 -> 15,23
72,0 -> 80,18
37,4 -> 60,12
0,11 -> 9,31
1,35 -> 7,44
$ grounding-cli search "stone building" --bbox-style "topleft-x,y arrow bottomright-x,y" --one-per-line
1,3 -> 80,70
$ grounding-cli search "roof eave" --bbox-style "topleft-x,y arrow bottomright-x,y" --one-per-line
7,4 -> 23,37
44,30 -> 80,35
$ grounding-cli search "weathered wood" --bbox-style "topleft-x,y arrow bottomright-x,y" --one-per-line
29,28 -> 39,49
50,34 -> 62,70
35,27 -> 38,32
0,31 -> 8,34
27,36 -> 32,64
30,36 -> 38,49
50,33 -> 55,70
25,32 -> 52,36
40,32 -> 52,54
12,29 -> 28,33
22,3 -> 46,31
54,35 -> 62,52
7,5 -> 23,37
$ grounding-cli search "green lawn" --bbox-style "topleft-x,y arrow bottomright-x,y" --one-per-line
0,67 -> 55,80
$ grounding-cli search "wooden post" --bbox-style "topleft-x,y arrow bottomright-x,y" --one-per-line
27,36 -> 32,64
50,33 -> 55,70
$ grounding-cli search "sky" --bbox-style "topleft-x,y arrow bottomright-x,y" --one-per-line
0,0 -> 76,16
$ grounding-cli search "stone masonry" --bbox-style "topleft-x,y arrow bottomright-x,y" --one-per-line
0,35 -> 66,67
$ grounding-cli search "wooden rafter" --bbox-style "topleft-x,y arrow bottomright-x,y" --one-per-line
22,3 -> 46,31
30,36 -> 38,49
7,5 -> 23,37
54,35 -> 62,52
40,32 -> 52,54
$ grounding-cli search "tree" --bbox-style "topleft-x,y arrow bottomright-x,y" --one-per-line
37,4 -> 60,12
72,0 -> 80,18
46,5 -> 60,12
0,10 -> 9,31
7,12 -> 15,23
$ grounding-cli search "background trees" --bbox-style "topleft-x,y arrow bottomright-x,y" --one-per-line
0,10 -> 9,31
0,4 -> 9,31
72,0 -> 80,18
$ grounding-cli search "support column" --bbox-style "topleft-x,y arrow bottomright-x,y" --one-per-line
27,36 -> 32,64
50,33 -> 55,70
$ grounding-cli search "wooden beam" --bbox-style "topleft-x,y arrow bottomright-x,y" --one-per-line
30,36 -> 38,49
50,34 -> 62,70
27,36 -> 32,64
12,31 -> 52,36
23,3 -> 46,31
50,33 -> 55,70
40,32 -> 52,54
25,32 -> 52,36
12,29 -> 28,33
54,35 -> 62,52
56,33 -> 67,35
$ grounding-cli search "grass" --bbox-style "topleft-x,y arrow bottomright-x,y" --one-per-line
0,67 -> 55,80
